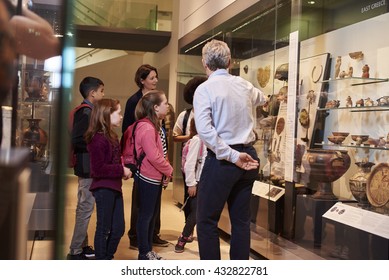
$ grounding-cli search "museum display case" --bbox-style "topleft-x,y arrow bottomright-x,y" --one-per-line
177,0 -> 389,259
0,0 -> 72,259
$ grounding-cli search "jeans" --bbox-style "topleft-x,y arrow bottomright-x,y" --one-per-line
136,177 -> 162,255
69,177 -> 94,255
93,188 -> 125,260
128,180 -> 161,239
196,146 -> 259,260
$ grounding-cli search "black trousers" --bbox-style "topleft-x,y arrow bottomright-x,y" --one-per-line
196,146 -> 259,260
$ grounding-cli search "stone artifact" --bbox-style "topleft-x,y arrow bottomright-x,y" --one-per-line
364,97 -> 374,106
334,56 -> 342,78
362,64 -> 370,78
355,99 -> 364,107
274,63 -> 288,81
345,96 -> 353,107
349,51 -> 364,60
325,100 -> 340,108
257,65 -> 271,88
347,66 -> 353,77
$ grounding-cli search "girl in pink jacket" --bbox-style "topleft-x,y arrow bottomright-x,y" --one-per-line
132,90 -> 173,260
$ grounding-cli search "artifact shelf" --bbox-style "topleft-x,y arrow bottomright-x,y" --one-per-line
315,143 -> 389,151
320,77 -> 389,86
317,105 -> 389,112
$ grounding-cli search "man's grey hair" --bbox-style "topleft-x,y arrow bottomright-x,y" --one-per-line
202,39 -> 231,71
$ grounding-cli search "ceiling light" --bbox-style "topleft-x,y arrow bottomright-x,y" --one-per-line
307,1 -> 315,4
88,43 -> 92,46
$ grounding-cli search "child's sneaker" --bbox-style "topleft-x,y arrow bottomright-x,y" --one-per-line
186,234 -> 194,243
174,235 -> 188,253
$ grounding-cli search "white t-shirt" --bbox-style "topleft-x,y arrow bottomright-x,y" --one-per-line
172,109 -> 194,142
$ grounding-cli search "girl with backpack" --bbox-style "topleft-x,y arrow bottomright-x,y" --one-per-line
175,118 -> 207,253
84,99 -> 132,260
131,90 -> 173,260
172,76 -> 207,242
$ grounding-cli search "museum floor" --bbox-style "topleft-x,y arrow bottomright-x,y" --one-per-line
27,175 -> 324,260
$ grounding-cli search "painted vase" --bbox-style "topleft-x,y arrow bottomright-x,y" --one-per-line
349,161 -> 375,208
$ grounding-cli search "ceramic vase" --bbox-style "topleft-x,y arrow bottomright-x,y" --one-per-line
22,118 -> 48,161
302,149 -> 351,200
349,161 -> 375,208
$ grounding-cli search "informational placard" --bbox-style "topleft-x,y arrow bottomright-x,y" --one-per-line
323,202 -> 389,239
252,181 -> 285,202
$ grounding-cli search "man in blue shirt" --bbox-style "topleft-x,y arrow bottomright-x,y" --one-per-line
193,39 -> 266,260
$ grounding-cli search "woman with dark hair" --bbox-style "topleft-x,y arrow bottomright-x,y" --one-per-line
122,64 -> 158,133
85,98 -> 131,260
122,64 -> 169,249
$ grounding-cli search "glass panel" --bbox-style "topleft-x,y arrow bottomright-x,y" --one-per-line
177,0 -> 389,260
0,0 -> 69,259
293,0 -> 389,259
73,0 -> 171,31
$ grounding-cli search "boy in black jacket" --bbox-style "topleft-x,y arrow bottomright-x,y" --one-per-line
67,77 -> 105,260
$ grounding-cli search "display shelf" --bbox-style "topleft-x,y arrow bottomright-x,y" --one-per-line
315,142 -> 389,151
320,77 -> 389,86
317,105 -> 389,112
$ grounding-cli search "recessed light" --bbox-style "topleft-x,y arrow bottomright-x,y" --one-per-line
307,1 -> 315,4
88,43 -> 92,46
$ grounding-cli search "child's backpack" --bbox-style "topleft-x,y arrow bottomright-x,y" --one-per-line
181,138 -> 204,174
121,118 -> 158,176
121,120 -> 145,176
68,103 -> 92,168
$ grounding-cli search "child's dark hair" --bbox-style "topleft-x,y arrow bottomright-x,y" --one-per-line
134,64 -> 158,89
183,76 -> 207,105
79,76 -> 104,99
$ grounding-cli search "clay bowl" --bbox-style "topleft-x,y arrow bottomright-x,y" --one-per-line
328,135 -> 346,144
351,135 -> 369,145
367,138 -> 380,147
332,132 -> 349,137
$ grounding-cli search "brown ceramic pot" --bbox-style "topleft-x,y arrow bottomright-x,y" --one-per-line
22,118 -> 48,160
302,149 -> 351,200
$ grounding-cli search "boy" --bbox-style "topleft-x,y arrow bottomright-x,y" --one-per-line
67,77 -> 104,260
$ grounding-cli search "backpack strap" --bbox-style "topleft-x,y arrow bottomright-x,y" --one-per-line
182,107 -> 192,136
131,121 -> 145,172
69,103 -> 92,133
131,118 -> 159,173
198,140 -> 204,159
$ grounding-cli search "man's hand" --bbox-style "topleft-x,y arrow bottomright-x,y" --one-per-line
235,152 -> 259,170
187,185 -> 197,197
